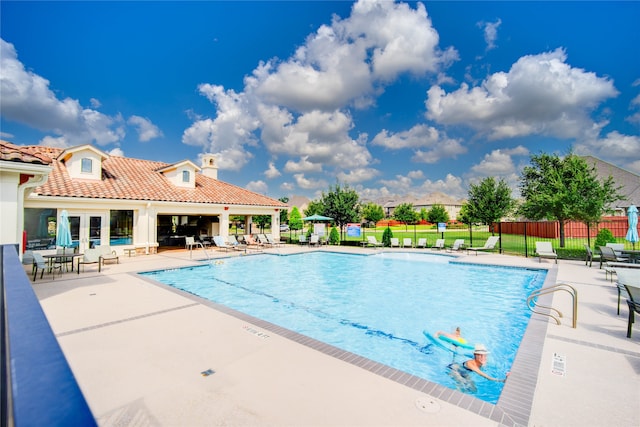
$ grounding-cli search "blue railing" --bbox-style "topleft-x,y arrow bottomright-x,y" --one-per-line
1,244 -> 96,426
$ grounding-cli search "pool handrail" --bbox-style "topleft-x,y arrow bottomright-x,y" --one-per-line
527,283 -> 578,328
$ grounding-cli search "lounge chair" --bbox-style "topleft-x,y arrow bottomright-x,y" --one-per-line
416,238 -> 427,249
198,235 -> 212,248
77,248 -> 101,274
98,245 -> 119,265
402,238 -> 412,248
623,283 -> 640,338
309,234 -> 320,247
606,243 -> 630,261
227,235 -> 247,251
432,239 -> 445,250
264,234 -> 281,247
447,239 -> 465,252
584,244 -> 601,268
366,236 -> 383,248
243,234 -> 263,248
615,269 -> 640,315
535,241 -> 557,263
298,234 -> 308,245
32,252 -> 61,280
467,236 -> 500,255
390,238 -> 400,248
599,246 -> 627,269
257,234 -> 275,247
212,236 -> 233,252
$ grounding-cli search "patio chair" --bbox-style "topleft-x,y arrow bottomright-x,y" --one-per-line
366,236 -> 383,248
584,244 -> 602,268
212,236 -> 232,252
32,252 -> 61,281
309,234 -> 320,247
390,238 -> 400,248
77,248 -> 101,274
416,238 -> 428,249
298,234 -> 308,245
623,283 -> 640,338
402,238 -> 412,248
598,246 -> 627,269
447,239 -> 465,252
615,269 -> 640,315
265,234 -> 281,247
432,239 -> 445,250
185,236 -> 203,251
535,241 -> 557,263
606,243 -> 630,261
467,236 -> 500,255
227,235 -> 247,251
243,234 -> 263,248
97,245 -> 119,265
198,235 -> 212,248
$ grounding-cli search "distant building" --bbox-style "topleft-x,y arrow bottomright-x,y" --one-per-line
382,192 -> 465,220
582,155 -> 640,215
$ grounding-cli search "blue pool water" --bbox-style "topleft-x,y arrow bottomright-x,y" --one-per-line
142,252 -> 546,404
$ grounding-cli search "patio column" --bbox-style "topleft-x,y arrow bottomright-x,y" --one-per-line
220,210 -> 229,238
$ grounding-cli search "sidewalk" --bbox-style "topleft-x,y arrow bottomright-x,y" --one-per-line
30,246 -> 639,426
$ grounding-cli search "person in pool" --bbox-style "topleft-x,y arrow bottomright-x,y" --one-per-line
435,327 -> 467,345
449,344 -> 508,384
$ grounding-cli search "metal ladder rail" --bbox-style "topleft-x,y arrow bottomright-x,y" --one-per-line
527,283 -> 578,328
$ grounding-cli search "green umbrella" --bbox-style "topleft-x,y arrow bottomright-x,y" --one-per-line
302,214 -> 333,221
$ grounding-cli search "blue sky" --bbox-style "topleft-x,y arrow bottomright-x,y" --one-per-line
1,1 -> 639,202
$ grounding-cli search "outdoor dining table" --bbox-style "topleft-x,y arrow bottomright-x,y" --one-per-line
43,253 -> 83,273
622,250 -> 640,264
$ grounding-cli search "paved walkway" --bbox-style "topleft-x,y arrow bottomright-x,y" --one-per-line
29,245 -> 639,426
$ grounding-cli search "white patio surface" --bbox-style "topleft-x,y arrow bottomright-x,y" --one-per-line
29,244 -> 639,426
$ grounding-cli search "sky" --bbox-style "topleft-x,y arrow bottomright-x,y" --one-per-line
1,1 -> 639,203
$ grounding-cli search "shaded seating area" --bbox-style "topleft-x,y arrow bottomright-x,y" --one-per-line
535,241 -> 557,263
466,236 -> 500,255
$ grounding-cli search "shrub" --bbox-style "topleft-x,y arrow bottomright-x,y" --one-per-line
329,226 -> 340,245
382,227 -> 393,247
594,228 -> 616,248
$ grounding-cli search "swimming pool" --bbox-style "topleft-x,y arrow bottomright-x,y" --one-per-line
142,251 -> 546,404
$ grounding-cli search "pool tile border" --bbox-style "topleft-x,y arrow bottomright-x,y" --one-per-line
136,262 -> 558,427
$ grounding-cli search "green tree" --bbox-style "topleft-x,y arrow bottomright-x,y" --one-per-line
288,206 -> 303,231
253,215 -> 271,232
427,203 -> 449,224
361,202 -> 384,227
382,226 -> 393,247
467,177 -> 514,233
419,207 -> 428,222
329,226 -> 340,245
304,200 -> 324,217
393,203 -> 418,230
519,152 -> 623,247
279,197 -> 289,224
457,203 -> 473,225
320,183 -> 361,240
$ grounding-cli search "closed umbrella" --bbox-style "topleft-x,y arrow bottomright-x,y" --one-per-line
56,210 -> 73,253
626,205 -> 639,250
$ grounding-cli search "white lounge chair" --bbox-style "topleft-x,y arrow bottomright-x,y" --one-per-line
447,239 -> 465,252
390,238 -> 400,248
366,236 -> 383,248
467,236 -> 500,255
535,241 -> 557,263
402,238 -> 412,248
432,239 -> 445,250
212,236 -> 232,251
298,234 -> 308,245
309,234 -> 320,247
416,238 -> 427,248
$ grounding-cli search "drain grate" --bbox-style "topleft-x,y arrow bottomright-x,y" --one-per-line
415,397 -> 441,413
200,369 -> 215,377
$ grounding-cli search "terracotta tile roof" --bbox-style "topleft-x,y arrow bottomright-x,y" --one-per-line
18,145 -> 286,207
0,140 -> 52,165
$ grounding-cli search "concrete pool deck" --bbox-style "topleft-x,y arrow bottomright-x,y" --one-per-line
29,245 -> 639,426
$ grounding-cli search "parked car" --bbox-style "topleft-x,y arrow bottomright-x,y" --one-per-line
279,224 -> 290,232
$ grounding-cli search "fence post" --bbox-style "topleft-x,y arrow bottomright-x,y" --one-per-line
498,222 -> 503,253
524,221 -> 528,258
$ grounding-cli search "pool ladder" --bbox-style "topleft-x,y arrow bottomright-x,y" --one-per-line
527,283 -> 578,328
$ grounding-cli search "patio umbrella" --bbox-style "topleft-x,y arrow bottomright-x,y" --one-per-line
56,210 -> 73,253
626,205 -> 639,249
301,214 -> 333,222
